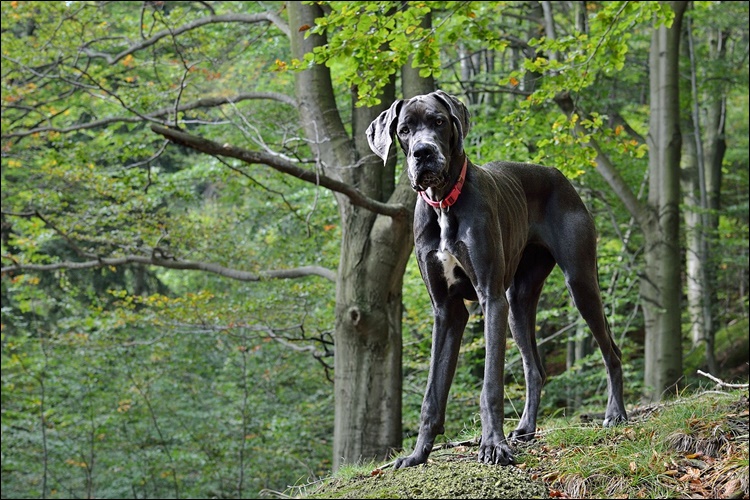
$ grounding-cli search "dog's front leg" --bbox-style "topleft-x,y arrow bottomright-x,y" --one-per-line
478,294 -> 515,465
394,296 -> 468,469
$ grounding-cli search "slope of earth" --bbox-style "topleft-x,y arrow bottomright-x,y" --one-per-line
287,389 -> 748,499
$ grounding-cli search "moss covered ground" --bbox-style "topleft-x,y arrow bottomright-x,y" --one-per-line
285,388 -> 748,499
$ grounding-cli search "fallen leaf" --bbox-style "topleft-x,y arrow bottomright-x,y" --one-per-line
679,467 -> 702,482
724,478 -> 740,497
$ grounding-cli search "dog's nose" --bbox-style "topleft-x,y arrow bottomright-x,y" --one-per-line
412,142 -> 436,162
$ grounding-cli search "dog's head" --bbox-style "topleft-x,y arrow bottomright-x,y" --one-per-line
366,90 -> 470,192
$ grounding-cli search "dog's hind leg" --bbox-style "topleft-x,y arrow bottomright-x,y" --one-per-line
507,245 -> 556,442
555,216 -> 628,427
563,267 -> 628,426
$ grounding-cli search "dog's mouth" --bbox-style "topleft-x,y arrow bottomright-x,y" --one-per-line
413,170 -> 448,192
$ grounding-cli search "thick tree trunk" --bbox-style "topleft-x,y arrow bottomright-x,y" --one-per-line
288,2 -> 417,469
641,2 -> 686,403
335,82 -> 415,467
332,204 -> 413,468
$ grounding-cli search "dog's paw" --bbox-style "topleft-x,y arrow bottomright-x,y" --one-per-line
478,437 -> 515,465
393,443 -> 432,469
603,412 -> 628,427
394,453 -> 428,469
508,428 -> 536,443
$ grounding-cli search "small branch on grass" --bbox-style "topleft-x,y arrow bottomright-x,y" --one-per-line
379,438 -> 480,470
697,370 -> 749,389
432,437 -> 480,451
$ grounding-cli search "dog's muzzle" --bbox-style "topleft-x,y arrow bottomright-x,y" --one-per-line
409,142 -> 448,191
413,170 -> 448,192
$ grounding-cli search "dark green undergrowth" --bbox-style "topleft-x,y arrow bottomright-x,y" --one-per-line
283,388 -> 748,499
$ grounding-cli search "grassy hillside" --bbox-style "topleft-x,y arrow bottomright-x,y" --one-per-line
278,388 -> 748,499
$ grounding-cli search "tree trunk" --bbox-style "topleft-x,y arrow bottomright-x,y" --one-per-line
331,200 -> 413,469
288,2 -> 418,469
680,14 -> 723,374
680,106 -> 710,355
699,24 -> 728,368
641,1 -> 686,403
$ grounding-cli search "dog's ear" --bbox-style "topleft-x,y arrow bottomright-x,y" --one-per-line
432,90 -> 471,151
366,99 -> 404,165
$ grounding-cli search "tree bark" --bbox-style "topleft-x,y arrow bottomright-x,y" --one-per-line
680,100 -> 710,356
288,2 -> 417,469
641,1 -> 686,403
680,13 -> 724,374
699,24 -> 728,366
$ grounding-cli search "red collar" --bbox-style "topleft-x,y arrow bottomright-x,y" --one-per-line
419,158 -> 468,209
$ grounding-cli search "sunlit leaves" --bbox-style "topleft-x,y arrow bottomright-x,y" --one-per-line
290,1 -> 432,105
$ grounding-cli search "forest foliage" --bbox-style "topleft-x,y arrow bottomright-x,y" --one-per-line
1,1 -> 748,498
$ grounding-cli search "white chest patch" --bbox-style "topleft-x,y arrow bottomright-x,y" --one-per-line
436,211 -> 464,287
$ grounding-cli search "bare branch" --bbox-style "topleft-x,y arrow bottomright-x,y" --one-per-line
82,13 -> 290,65
2,210 -> 335,281
697,370 -> 749,389
2,92 -> 296,139
151,124 -> 409,219
1,256 -> 336,283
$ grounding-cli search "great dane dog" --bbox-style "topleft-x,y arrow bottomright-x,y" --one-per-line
366,90 -> 627,468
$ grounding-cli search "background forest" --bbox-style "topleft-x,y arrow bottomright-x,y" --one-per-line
1,1 -> 748,498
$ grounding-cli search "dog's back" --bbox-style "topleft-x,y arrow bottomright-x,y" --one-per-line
482,161 -> 596,245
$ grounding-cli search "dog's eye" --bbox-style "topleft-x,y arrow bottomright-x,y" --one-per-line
399,126 -> 409,135
435,119 -> 444,126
